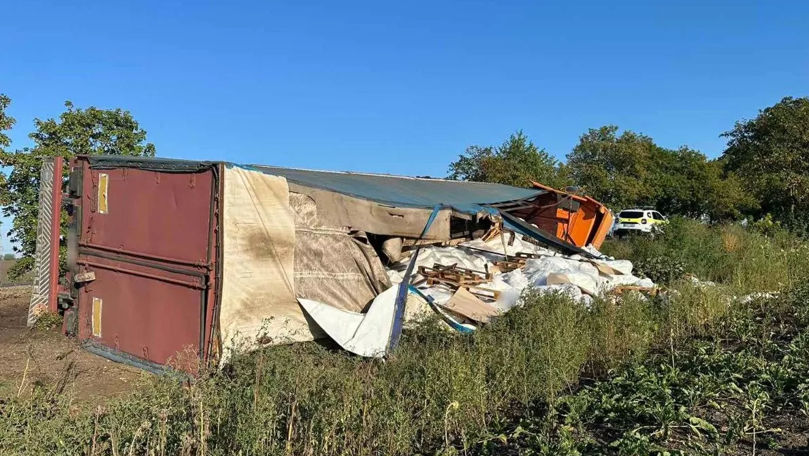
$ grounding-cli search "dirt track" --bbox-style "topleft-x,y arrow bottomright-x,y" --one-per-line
0,286 -> 146,403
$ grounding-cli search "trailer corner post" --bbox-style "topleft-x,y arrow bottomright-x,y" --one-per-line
48,156 -> 64,314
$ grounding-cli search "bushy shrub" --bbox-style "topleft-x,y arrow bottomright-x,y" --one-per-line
633,255 -> 686,284
750,213 -> 782,236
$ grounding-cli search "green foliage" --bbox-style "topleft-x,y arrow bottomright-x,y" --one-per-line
722,96 -> 809,227
0,94 -> 14,150
586,292 -> 659,373
750,213 -> 782,236
0,282 -> 710,456
2,253 -> 14,261
0,97 -> 155,279
0,94 -> 14,217
602,217 -> 809,293
566,126 -> 657,210
0,291 -> 593,455
633,255 -> 686,285
448,130 -> 571,189
492,286 -> 809,455
566,126 -> 756,220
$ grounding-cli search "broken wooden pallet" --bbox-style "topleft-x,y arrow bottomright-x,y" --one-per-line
415,276 -> 501,301
610,285 -> 659,296
494,258 -> 525,272
493,251 -> 541,272
418,263 -> 492,287
414,263 -> 501,301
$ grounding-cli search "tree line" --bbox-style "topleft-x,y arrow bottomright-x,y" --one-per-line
450,96 -> 809,228
0,96 -> 155,278
0,94 -> 807,278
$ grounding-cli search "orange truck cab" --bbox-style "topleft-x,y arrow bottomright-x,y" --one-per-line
507,182 -> 613,250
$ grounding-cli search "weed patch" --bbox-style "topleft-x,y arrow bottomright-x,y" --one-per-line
478,286 -> 809,455
602,217 -> 809,293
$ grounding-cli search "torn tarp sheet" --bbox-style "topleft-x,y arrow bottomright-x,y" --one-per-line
298,286 -> 399,358
251,165 -> 591,256
289,192 -> 391,312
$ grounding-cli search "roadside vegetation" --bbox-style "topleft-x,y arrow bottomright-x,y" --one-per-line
2,218 -> 807,455
602,216 -> 809,293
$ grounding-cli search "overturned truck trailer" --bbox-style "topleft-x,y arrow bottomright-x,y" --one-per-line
61,155 -> 609,372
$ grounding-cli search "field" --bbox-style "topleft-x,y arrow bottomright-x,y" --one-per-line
0,259 -> 31,287
1,218 -> 808,455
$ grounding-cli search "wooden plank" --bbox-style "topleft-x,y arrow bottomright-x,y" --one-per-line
439,287 -> 500,323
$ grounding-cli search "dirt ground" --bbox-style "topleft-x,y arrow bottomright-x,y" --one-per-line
0,286 -> 147,403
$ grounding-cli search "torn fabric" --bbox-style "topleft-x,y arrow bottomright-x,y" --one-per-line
289,192 -> 391,312
298,285 -> 399,358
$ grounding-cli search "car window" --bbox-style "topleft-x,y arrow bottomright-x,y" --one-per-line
620,211 -> 643,218
652,212 -> 664,220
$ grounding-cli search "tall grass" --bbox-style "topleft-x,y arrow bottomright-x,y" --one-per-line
0,286 -> 742,455
602,217 -> 809,293
2,218 -> 807,455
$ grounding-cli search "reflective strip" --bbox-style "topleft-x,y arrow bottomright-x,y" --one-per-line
92,297 -> 102,337
98,173 -> 109,214
27,159 -> 57,327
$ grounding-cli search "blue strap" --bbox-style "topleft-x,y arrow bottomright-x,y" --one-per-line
407,285 -> 475,334
387,205 -> 441,352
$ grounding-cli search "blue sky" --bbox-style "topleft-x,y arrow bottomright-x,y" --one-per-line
2,1 -> 808,253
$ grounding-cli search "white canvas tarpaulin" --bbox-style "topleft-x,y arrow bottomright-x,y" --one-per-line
298,285 -> 400,358
219,166 -> 314,362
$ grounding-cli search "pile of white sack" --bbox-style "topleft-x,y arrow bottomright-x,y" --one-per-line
299,233 -> 657,359
387,233 -> 656,313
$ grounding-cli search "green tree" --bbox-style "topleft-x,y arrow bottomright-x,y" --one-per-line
0,94 -> 14,149
566,126 -> 658,209
567,125 -> 754,220
0,99 -> 156,279
651,146 -> 710,217
702,160 -> 758,221
722,96 -> 809,224
448,131 -> 570,188
0,94 -> 15,207
651,149 -> 756,220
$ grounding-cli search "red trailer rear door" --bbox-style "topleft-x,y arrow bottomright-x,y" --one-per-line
69,157 -> 219,372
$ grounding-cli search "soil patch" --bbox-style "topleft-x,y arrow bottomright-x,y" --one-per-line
0,286 -> 147,404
